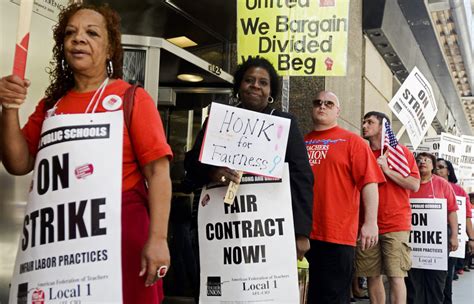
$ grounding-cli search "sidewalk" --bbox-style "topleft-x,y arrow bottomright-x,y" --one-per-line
453,268 -> 474,303
352,269 -> 474,303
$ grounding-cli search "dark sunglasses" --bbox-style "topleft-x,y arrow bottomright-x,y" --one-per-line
312,99 -> 337,109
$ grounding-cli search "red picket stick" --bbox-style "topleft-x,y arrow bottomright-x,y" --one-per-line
12,0 -> 34,79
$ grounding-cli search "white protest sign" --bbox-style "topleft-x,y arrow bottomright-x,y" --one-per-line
9,111 -> 123,304
423,133 -> 462,177
405,143 -> 431,158
200,102 -> 290,178
460,135 -> 474,187
389,67 -> 437,149
450,196 -> 467,258
409,198 -> 447,271
439,133 -> 462,178
11,0 -> 69,22
422,135 -> 441,158
198,164 -> 298,303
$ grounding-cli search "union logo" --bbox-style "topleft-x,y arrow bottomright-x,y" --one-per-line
32,288 -> 45,304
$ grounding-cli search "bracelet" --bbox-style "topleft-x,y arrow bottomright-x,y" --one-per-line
469,238 -> 474,241
2,102 -> 20,109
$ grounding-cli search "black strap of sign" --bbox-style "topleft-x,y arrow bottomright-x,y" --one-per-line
123,84 -> 143,177
123,84 -> 141,132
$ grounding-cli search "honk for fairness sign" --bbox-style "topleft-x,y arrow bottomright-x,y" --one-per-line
9,111 -> 123,304
198,164 -> 298,303
237,0 -> 350,76
409,198 -> 448,271
199,102 -> 290,178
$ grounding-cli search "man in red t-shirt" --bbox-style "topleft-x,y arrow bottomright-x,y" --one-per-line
356,112 -> 420,304
304,91 -> 385,304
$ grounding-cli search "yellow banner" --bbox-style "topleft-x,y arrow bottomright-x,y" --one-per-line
237,0 -> 350,76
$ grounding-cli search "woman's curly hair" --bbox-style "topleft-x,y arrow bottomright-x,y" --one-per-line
43,3 -> 123,110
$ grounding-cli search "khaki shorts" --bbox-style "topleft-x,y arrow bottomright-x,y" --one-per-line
355,231 -> 412,277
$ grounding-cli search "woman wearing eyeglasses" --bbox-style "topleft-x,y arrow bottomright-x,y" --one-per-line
435,158 -> 474,304
406,152 -> 458,304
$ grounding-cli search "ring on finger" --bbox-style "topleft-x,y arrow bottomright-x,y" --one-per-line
220,176 -> 226,183
157,265 -> 168,278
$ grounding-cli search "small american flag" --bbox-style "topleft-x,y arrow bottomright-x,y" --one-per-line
382,118 -> 410,177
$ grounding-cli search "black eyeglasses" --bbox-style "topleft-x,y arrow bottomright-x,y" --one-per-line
312,99 -> 337,109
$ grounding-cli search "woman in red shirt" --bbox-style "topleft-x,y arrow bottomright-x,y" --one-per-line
435,158 -> 474,303
0,3 -> 172,303
406,153 -> 458,304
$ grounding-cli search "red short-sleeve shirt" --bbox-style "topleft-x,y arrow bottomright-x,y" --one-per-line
450,182 -> 472,218
410,174 -> 458,215
305,126 -> 386,246
374,145 -> 420,234
22,79 -> 173,191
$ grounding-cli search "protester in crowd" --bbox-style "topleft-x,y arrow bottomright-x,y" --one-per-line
350,275 -> 369,302
184,57 -> 314,260
406,153 -> 458,304
470,193 -> 474,269
435,158 -> 474,303
457,203 -> 474,275
0,4 -> 172,303
355,111 -> 420,304
304,91 -> 385,303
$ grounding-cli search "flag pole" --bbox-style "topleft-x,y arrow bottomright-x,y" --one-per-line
381,118 -> 386,153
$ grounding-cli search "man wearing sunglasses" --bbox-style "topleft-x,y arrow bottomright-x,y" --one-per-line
304,91 -> 385,304
356,112 -> 420,304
